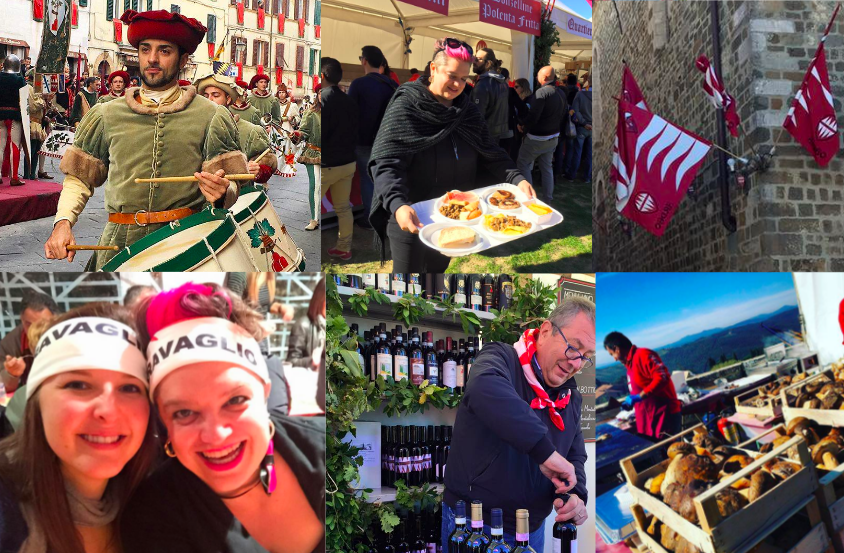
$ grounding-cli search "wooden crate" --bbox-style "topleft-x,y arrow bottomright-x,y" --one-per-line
621,423 -> 818,553
781,370 -> 844,427
737,424 -> 788,451
735,376 -> 790,418
632,496 -> 832,553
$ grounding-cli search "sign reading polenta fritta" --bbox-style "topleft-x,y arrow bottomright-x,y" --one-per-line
398,0 -> 449,16
479,0 -> 541,37
36,0 -> 72,74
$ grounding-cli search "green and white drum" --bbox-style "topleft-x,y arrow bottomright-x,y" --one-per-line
101,207 -> 259,272
230,184 -> 305,272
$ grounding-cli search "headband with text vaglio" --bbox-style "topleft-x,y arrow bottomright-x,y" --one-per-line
146,317 -> 270,398
28,317 -> 148,400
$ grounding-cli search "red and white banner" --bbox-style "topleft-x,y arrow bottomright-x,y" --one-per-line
783,4 -> 840,167
398,0 -> 448,15
612,65 -> 650,213
617,100 -> 712,237
479,0 -> 541,37
696,55 -> 740,138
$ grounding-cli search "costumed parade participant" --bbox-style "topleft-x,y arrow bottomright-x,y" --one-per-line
194,72 -> 277,183
69,77 -> 100,127
97,71 -> 130,103
247,73 -> 280,125
44,9 -> 248,270
229,78 -> 261,125
295,82 -> 321,231
276,83 -> 299,134
25,69 -> 53,181
121,283 -> 325,553
0,55 -> 26,186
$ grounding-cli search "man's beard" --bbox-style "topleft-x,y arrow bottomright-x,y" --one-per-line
140,63 -> 179,89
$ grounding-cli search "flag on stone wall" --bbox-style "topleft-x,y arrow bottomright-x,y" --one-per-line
696,55 -> 741,138
613,64 -> 650,214
36,0 -> 72,74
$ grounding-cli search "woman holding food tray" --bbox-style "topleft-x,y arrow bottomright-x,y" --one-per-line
368,37 -> 537,272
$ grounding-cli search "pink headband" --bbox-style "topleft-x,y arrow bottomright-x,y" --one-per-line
145,282 -> 233,338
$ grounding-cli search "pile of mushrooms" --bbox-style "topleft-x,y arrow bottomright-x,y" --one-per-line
785,373 -> 844,410
766,416 -> 844,471
746,376 -> 794,409
642,427 -> 800,553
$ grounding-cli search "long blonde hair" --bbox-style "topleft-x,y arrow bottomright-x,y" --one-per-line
246,272 -> 277,308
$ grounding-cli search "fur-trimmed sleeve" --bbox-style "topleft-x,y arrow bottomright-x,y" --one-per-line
59,104 -> 109,187
202,105 -> 248,173
246,126 -> 277,171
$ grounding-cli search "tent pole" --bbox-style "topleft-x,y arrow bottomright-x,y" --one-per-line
388,0 -> 410,69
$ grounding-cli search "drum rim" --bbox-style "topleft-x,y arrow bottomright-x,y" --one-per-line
102,208 -> 238,272
232,184 -> 269,225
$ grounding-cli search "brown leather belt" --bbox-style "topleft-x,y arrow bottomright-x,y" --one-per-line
108,207 -> 198,226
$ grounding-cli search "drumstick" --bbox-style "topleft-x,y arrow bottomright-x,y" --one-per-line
67,245 -> 119,251
250,148 -> 272,163
134,174 -> 257,184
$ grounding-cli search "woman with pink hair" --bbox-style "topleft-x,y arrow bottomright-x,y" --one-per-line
367,38 -> 536,272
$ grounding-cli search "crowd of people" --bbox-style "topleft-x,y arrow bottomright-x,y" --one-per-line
0,274 -> 325,551
320,41 -> 592,269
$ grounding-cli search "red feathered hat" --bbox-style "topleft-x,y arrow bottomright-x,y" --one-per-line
108,70 -> 130,85
178,79 -> 191,86
235,79 -> 249,89
120,10 -> 207,54
249,74 -> 270,89
313,83 -> 322,93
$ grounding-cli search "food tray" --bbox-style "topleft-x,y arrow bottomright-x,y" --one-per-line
620,423 -> 818,553
411,184 -> 563,257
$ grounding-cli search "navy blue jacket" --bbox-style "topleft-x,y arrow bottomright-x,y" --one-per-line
0,478 -> 27,552
443,341 -> 588,534
347,73 -> 398,147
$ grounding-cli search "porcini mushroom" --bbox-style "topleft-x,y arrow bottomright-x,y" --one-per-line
823,392 -> 842,410
667,442 -> 695,459
767,461 -> 801,481
813,439 -> 841,470
747,470 -> 776,502
715,487 -> 748,517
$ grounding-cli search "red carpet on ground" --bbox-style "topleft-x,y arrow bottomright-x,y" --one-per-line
0,179 -> 63,227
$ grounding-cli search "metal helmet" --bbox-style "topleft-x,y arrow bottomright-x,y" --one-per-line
3,54 -> 21,74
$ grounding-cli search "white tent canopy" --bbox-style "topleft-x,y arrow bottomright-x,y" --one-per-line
793,273 -> 844,366
322,0 -> 591,81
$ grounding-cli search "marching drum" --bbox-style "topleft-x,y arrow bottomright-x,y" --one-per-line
101,208 -> 259,272
230,184 -> 305,272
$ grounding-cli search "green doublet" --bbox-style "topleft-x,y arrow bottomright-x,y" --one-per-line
247,93 -> 281,124
97,93 -> 122,104
229,103 -> 262,126
62,86 -> 246,270
236,117 -> 274,166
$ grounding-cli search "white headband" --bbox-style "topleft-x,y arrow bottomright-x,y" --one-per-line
28,317 -> 148,400
146,317 -> 269,398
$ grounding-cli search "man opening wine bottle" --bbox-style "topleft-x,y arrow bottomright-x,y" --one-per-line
441,297 -> 594,551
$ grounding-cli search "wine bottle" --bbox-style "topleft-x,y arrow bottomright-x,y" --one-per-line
382,527 -> 397,553
398,426 -> 411,485
469,275 -> 483,310
448,501 -> 469,553
410,333 -> 425,386
394,332 -> 409,381
378,274 -> 391,294
453,274 -> 468,307
497,274 -> 513,310
465,500 -> 491,552
409,273 -> 423,296
552,495 -> 578,553
349,274 -> 363,289
511,510 -> 535,553
425,332 -> 440,386
351,324 -> 364,369
409,426 -> 422,487
378,323 -> 393,380
382,425 -> 390,488
441,426 -> 451,482
435,274 -> 451,301
413,511 -> 427,553
422,425 -> 433,483
442,337 -> 457,392
455,339 -> 465,395
369,328 -> 381,382
389,426 -> 400,487
425,506 -> 439,553
488,508 -> 511,553
392,273 -> 407,297
482,274 -> 495,312
396,516 -> 411,553
433,425 -> 443,484
424,274 -> 435,300
465,338 -> 476,392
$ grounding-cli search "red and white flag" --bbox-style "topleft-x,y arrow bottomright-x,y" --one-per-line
696,55 -> 741,138
617,100 -> 713,237
783,4 -> 840,167
612,65 -> 650,211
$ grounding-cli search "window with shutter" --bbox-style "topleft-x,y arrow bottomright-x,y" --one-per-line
308,48 -> 314,75
314,0 -> 320,25
131,0 -> 138,10
293,0 -> 299,19
303,0 -> 309,23
252,40 -> 259,66
123,0 -> 129,12
276,43 -> 285,68
231,0 -> 237,6
147,0 -> 152,10
107,0 -> 114,20
296,45 -> 304,71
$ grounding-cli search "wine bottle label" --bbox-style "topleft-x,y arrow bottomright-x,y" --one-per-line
410,283 -> 423,295
414,454 -> 423,471
470,293 -> 482,307
377,274 -> 390,292
443,361 -> 457,387
393,279 -> 407,297
411,360 -> 425,384
456,363 -> 465,387
395,355 -> 408,380
427,364 -> 439,379
400,455 -> 411,474
363,274 -> 376,287
424,453 -> 431,469
377,353 -> 392,379
388,454 -> 394,471
454,293 -> 467,305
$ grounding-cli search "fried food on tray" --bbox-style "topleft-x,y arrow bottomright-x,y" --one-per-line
488,189 -> 521,209
483,213 -> 532,235
437,226 -> 476,248
439,199 -> 481,220
527,203 -> 552,216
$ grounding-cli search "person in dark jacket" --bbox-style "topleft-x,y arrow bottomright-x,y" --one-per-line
0,290 -> 57,393
348,45 -> 398,229
0,55 -> 26,186
471,48 -> 511,144
321,57 -> 359,261
566,82 -> 593,183
124,282 -> 325,553
442,297 -> 595,550
517,66 -> 565,203
369,38 -> 534,272
559,73 -> 580,178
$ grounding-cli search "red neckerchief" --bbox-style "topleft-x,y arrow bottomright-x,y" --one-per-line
513,328 -> 571,431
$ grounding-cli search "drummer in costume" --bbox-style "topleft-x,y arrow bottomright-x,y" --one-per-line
97,70 -> 129,103
230,79 -> 262,125
247,74 -> 281,125
194,72 -> 277,183
44,9 -> 248,270
276,83 -> 299,134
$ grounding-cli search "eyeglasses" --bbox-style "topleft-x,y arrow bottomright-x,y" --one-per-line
551,323 -> 593,369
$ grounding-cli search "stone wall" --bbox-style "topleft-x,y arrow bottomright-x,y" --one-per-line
593,1 -> 844,271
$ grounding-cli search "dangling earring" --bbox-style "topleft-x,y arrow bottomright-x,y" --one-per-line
259,420 -> 277,495
164,440 -> 177,458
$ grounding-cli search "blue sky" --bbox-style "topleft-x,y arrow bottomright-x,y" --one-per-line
596,273 -> 798,367
563,0 -> 592,19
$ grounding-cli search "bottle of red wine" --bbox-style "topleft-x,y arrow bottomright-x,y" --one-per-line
488,508 -> 511,553
382,528 -> 397,553
482,274 -> 495,312
465,500 -> 490,552
377,323 -> 392,380
433,425 -> 443,483
396,516 -> 411,553
382,425 -> 390,488
448,501 -> 469,553
398,426 -> 411,485
442,337 -> 456,392
511,510 -> 536,553
469,274 -> 484,310
435,274 -> 451,301
363,274 -> 377,289
455,339 -> 465,395
369,328 -> 381,381
413,510 -> 427,553
423,425 -> 433,483
378,274 -> 391,294
425,506 -> 439,553
552,495 -> 578,553
409,426 -> 422,487
425,332 -> 439,386
441,426 -> 451,482
453,274 -> 468,307
410,333 -> 425,386
497,274 -> 513,310
464,338 -> 476,392
392,273 -> 408,298
393,332 -> 408,382
409,273 -> 423,296
389,425 -> 400,487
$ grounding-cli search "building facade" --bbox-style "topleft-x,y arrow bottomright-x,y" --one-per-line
593,0 -> 844,271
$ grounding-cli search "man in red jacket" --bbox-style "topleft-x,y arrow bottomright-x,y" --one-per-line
604,331 -> 682,439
